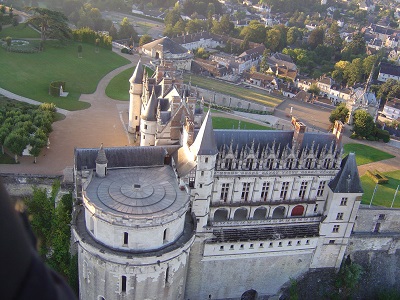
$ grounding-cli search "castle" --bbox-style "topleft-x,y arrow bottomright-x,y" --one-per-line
72,61 -> 364,300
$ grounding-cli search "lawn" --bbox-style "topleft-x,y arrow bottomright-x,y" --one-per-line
212,116 -> 272,130
343,143 -> 395,166
360,170 -> 400,207
0,41 -> 130,110
0,24 -> 41,39
106,66 -> 154,101
183,74 -> 283,108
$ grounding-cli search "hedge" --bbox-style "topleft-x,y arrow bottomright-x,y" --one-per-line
366,170 -> 389,184
49,81 -> 66,97
72,27 -> 112,50
375,128 -> 390,143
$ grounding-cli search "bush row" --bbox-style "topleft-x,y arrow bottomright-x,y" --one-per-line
72,27 -> 112,50
350,127 -> 390,143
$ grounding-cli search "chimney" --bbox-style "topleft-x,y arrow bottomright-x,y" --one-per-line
292,117 -> 306,147
333,120 -> 344,147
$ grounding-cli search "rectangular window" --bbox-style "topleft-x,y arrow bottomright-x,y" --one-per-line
246,158 -> 253,170
305,158 -> 312,169
199,184 -> 203,188
144,124 -> 148,129
225,158 -> 233,170
340,198 -> 348,206
280,182 -> 289,200
378,214 -> 386,220
333,225 -> 340,233
317,181 -> 326,197
314,204 -> 318,213
329,240 -> 335,244
336,213 -> 344,220
123,232 -> 128,245
241,182 -> 251,201
205,157 -> 209,163
220,183 -> 230,202
298,181 -> 308,200
261,182 -> 270,201
121,276 -> 127,292
201,171 -> 204,176
323,158 -> 331,168
286,158 -> 294,169
135,116 -> 138,120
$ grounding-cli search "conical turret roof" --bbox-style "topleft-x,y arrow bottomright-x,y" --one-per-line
142,87 -> 158,121
95,144 -> 108,164
129,60 -> 144,84
190,111 -> 218,156
328,152 -> 363,193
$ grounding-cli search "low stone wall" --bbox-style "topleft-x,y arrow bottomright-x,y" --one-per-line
191,86 -> 275,113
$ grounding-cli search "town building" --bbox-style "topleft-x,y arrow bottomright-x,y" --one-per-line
72,62 -> 366,300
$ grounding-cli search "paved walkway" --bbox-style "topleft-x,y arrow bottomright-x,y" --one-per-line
0,50 -> 399,177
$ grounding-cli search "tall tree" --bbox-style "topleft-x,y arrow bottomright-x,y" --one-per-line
329,103 -> 349,124
308,27 -> 324,50
4,129 -> 29,163
353,110 -> 375,138
265,28 -> 281,52
344,58 -> 363,86
25,7 -> 71,48
29,128 -> 48,164
324,22 -> 342,50
287,27 -> 302,46
118,17 -> 138,41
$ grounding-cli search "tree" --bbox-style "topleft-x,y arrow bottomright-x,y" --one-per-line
324,22 -> 342,50
335,257 -> 363,299
353,110 -> 375,138
109,23 -> 118,39
308,27 -> 324,50
0,123 -> 11,154
287,27 -> 301,46
5,36 -> 11,51
29,128 -> 48,163
118,17 -> 138,41
308,83 -> 320,95
344,58 -> 363,86
342,32 -> 365,59
4,129 -> 29,163
139,34 -> 152,46
25,7 -> 72,49
329,103 -> 349,124
266,28 -> 281,52
240,20 -> 266,44
260,49 -> 270,73
211,15 -> 234,35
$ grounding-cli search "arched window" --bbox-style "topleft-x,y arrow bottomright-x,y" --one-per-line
163,228 -> 169,243
233,208 -> 248,221
272,206 -> 285,219
291,205 -> 304,216
253,207 -> 267,220
214,209 -> 229,222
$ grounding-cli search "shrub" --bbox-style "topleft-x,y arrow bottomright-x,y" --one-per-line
375,128 -> 390,143
49,81 -> 66,97
12,16 -> 18,26
121,48 -> 129,54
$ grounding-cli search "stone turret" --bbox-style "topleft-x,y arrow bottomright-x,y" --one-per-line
95,144 -> 108,177
128,61 -> 144,134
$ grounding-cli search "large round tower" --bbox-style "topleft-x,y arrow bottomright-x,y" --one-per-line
128,60 -> 144,134
73,146 -> 195,300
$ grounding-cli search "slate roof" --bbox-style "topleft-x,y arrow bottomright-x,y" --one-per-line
328,152 -> 363,193
142,37 -> 189,55
172,145 -> 197,177
190,111 -> 218,156
95,144 -> 108,164
75,146 -> 166,170
129,60 -> 144,84
379,62 -> 400,77
142,88 -> 158,121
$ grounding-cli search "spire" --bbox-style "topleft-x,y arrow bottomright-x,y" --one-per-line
190,111 -> 218,156
328,152 -> 363,193
142,87 -> 158,121
129,60 -> 144,84
95,143 -> 108,164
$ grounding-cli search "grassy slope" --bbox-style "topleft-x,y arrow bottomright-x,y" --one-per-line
106,66 -> 154,101
183,74 -> 282,107
343,143 -> 395,165
0,24 -> 41,38
0,41 -> 129,110
212,116 -> 272,130
360,170 -> 400,207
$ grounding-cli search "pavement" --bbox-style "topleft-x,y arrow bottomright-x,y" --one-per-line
0,49 -> 399,178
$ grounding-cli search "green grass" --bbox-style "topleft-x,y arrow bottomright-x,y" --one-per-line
343,143 -> 396,166
212,117 -> 272,130
360,170 -> 400,207
0,41 -> 130,110
0,24 -> 41,39
183,74 -> 282,108
106,66 -> 154,101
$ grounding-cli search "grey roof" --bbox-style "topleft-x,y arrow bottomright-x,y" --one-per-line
75,146 -> 166,170
302,132 -> 336,154
129,60 -> 144,84
190,111 -> 218,156
172,145 -> 196,177
142,37 -> 189,55
85,166 -> 188,216
214,130 -> 294,150
328,152 -> 363,193
95,144 -> 108,164
142,88 -> 158,121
